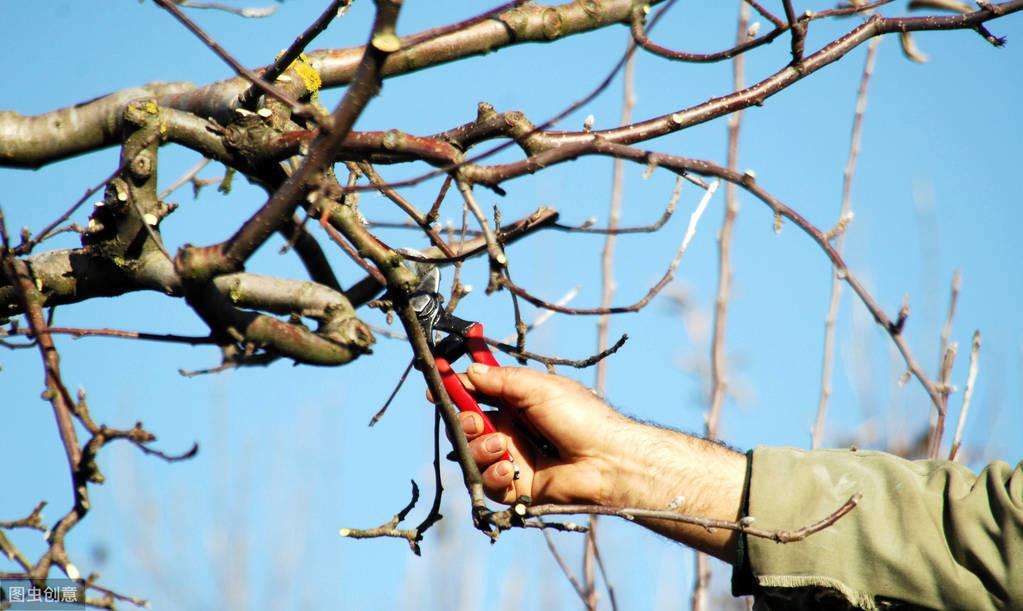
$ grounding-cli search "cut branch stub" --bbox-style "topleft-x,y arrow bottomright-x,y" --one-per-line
83,99 -> 170,265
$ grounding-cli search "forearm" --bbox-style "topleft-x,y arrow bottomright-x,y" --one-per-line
598,421 -> 747,562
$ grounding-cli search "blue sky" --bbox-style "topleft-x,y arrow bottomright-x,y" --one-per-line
2,1 -> 1021,609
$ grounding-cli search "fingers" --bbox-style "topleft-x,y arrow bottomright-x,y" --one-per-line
459,411 -> 516,501
481,461 -> 516,497
468,428 -> 507,464
464,363 -> 560,409
461,411 -> 509,466
459,411 -> 484,438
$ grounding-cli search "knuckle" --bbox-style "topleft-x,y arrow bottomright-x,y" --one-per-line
469,435 -> 498,464
459,411 -> 481,437
483,462 -> 512,487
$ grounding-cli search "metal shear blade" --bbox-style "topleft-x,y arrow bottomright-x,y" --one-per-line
396,247 -> 442,341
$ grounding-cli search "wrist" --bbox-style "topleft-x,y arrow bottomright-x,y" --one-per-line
594,419 -> 680,508
591,420 -> 747,560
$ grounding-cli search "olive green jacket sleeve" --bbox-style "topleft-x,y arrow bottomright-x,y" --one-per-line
731,447 -> 1023,610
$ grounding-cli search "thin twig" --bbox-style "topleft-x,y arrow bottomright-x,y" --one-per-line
708,1 -> 750,446
240,0 -> 352,106
485,333 -> 628,369
502,182 -> 718,315
0,502 -> 47,532
3,326 -> 216,345
589,531 -> 619,611
503,261 -> 528,363
320,205 -> 386,286
456,179 -> 506,293
176,1 -> 278,18
928,270 -> 962,457
542,528 -> 589,604
500,286 -> 579,343
367,325 -> 628,370
0,212 -> 82,477
487,493 -> 863,543
426,175 -> 454,224
595,40 -> 636,397
930,340 -> 959,458
949,330 -> 981,461
446,199 -> 472,312
938,269 -> 962,377
339,481 -> 423,552
631,0 -> 783,64
585,33 -> 636,611
369,358 -> 414,426
812,37 -> 881,450
696,6 -> 750,609
395,207 -> 559,265
357,161 -> 455,257
553,177 -> 681,234
278,213 -> 343,291
158,157 -> 212,199
413,407 -> 446,548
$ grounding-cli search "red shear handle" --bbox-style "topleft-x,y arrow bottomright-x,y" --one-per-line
464,323 -> 559,459
463,323 -> 501,367
434,355 -> 513,464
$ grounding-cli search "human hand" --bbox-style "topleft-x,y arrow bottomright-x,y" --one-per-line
435,364 -> 747,561
445,364 -> 636,506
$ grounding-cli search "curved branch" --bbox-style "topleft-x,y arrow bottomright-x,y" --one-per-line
486,333 -> 628,369
630,2 -> 787,64
538,2 -> 1021,149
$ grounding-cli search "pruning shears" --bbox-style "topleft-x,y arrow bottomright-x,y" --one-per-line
402,250 -> 557,479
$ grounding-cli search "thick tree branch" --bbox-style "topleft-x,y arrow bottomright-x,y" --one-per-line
0,0 -> 666,169
152,0 -> 314,118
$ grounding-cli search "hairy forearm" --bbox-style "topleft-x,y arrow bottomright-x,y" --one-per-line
598,422 -> 747,561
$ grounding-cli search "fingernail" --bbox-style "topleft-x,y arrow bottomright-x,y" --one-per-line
462,413 -> 481,435
496,462 -> 512,477
484,435 -> 504,454
468,363 -> 490,375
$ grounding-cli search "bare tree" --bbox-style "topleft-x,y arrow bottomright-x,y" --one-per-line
1,0 -> 1018,608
